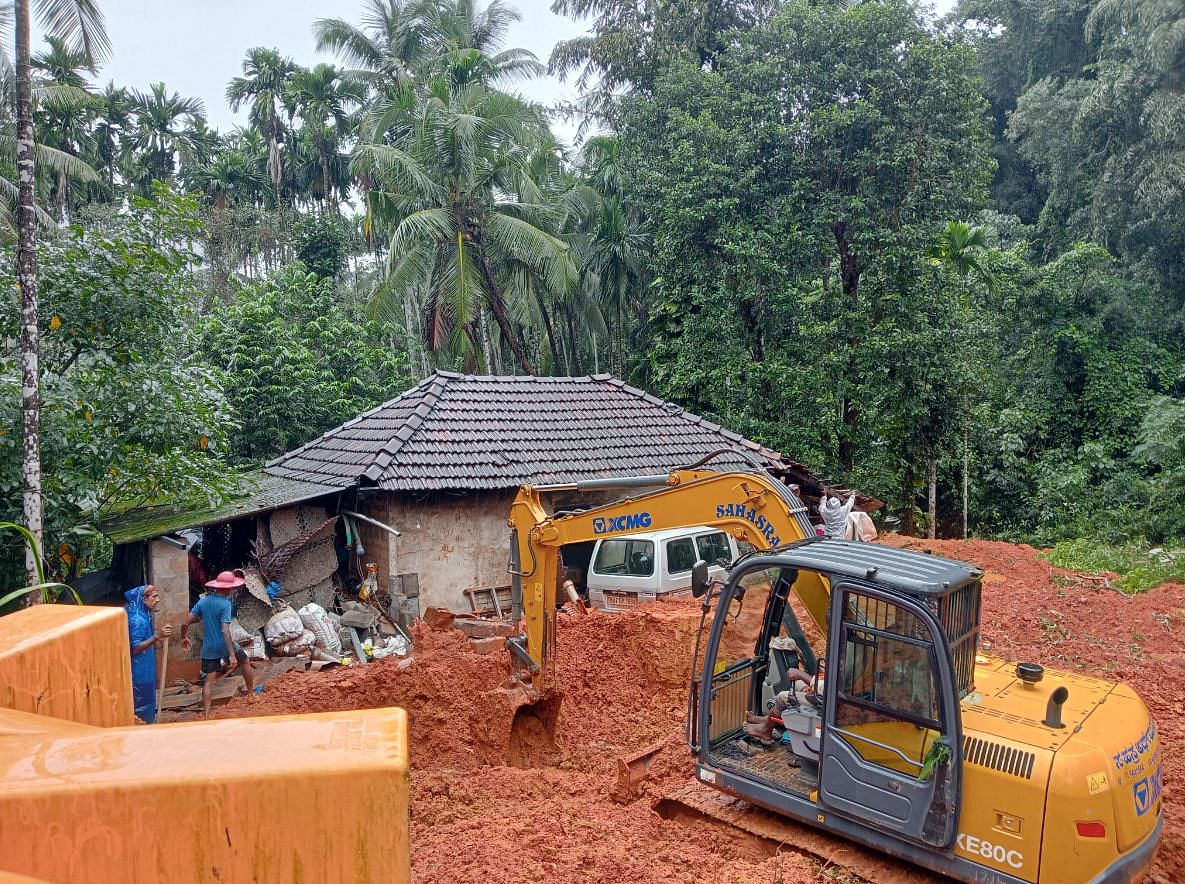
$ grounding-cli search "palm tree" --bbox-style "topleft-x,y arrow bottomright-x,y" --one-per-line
90,81 -> 132,199
13,0 -> 109,584
187,139 -> 269,210
226,47 -> 297,202
313,0 -> 431,94
574,135 -> 648,376
127,82 -> 205,187
419,0 -> 544,87
285,63 -> 363,210
356,81 -> 575,374
31,35 -> 95,216
930,221 -> 997,291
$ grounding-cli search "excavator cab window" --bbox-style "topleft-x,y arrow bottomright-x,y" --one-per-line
831,591 -> 943,776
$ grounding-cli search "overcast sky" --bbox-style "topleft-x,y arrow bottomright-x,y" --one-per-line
89,0 -> 591,143
72,1 -> 957,148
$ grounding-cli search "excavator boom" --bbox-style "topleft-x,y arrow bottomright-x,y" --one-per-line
508,467 -> 818,692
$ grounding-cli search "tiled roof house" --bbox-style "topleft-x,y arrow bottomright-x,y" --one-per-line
103,373 -> 855,619
266,371 -> 822,492
260,372 -> 847,613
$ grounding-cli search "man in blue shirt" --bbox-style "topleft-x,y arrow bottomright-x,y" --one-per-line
180,570 -> 257,718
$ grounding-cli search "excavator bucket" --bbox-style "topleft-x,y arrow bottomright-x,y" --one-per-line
613,739 -> 666,802
654,781 -> 944,884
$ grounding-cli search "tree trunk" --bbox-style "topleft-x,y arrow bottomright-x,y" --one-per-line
16,0 -> 44,588
901,471 -> 916,537
927,458 -> 938,541
963,429 -> 969,540
478,303 -> 495,374
565,308 -> 583,375
533,289 -> 562,373
401,287 -> 421,372
833,222 -> 861,472
475,250 -> 534,375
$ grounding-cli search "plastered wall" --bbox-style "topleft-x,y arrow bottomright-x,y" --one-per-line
378,490 -> 516,613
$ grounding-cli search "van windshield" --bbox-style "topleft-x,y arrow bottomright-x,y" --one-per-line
593,539 -> 655,577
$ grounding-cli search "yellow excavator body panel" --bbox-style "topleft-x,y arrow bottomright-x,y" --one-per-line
0,605 -> 134,727
950,656 -> 1161,881
0,606 -> 410,884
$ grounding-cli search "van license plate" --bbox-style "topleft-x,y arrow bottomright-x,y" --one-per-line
606,593 -> 637,607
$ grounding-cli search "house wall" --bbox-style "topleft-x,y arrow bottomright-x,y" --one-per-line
147,538 -> 190,666
353,494 -> 394,595
374,490 -> 517,614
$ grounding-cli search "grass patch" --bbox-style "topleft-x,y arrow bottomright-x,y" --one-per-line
1042,539 -> 1185,594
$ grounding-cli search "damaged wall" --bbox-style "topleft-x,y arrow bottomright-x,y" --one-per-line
147,538 -> 190,666
359,490 -> 517,614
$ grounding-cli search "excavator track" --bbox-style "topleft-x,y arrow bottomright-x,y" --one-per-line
654,780 -> 945,884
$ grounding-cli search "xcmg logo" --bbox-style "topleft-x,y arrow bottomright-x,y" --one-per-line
592,512 -> 653,534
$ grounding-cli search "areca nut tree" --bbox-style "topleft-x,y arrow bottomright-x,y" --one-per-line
355,80 -> 575,375
285,62 -> 364,210
226,47 -> 298,203
14,0 -> 108,585
127,82 -> 205,189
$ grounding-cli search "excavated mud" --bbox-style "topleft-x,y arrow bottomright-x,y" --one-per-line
221,539 -> 1185,883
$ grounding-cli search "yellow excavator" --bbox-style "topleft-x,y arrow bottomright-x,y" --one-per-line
507,458 -> 1162,884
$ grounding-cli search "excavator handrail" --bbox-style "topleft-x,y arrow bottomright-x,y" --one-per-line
507,465 -> 822,694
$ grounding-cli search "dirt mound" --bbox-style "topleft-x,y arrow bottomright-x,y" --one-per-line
221,539 -> 1184,883
410,765 -> 820,884
220,625 -> 521,769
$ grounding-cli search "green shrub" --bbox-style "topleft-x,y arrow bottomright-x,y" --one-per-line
1043,539 -> 1185,594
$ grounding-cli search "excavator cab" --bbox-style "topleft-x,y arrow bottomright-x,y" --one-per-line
689,542 -> 974,868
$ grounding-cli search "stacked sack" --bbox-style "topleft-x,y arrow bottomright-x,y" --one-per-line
230,619 -> 266,659
264,606 -> 316,657
298,602 -> 342,655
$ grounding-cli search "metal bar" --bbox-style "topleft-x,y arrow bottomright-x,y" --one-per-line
709,667 -> 754,743
505,635 -> 540,674
831,726 -> 925,769
338,510 -> 400,538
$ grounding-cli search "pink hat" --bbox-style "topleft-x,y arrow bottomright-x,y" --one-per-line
204,570 -> 245,590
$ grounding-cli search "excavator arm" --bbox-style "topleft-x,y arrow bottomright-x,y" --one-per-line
507,467 -> 822,694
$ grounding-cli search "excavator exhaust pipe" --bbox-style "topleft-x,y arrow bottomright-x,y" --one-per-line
1044,686 -> 1069,729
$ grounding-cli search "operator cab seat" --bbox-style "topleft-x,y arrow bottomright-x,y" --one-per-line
769,636 -> 824,771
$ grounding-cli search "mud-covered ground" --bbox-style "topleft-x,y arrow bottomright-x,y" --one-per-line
221,539 -> 1184,883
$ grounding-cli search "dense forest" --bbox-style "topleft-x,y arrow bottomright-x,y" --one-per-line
2,0 -> 1185,588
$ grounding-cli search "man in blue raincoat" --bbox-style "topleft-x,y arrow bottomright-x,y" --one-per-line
125,584 -> 172,724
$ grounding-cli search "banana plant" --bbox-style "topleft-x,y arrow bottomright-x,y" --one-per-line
0,521 -> 80,609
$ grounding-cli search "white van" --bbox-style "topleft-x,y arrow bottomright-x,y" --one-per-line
586,526 -> 741,612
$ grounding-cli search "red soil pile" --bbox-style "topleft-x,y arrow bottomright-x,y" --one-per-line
220,538 -> 1184,883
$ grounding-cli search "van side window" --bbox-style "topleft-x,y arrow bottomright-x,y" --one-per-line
696,531 -> 732,564
593,539 -> 655,577
666,538 -> 697,574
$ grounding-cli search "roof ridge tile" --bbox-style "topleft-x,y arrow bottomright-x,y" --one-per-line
364,372 -> 453,481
